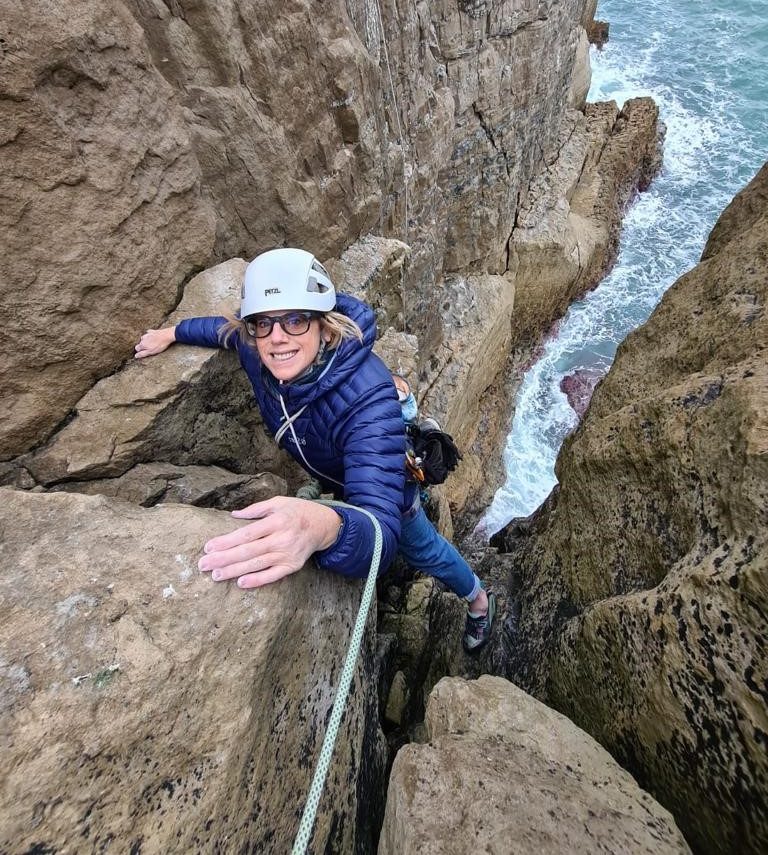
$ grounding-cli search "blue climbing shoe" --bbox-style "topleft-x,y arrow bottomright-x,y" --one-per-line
462,591 -> 496,654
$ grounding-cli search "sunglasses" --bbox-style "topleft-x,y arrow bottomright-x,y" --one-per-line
245,311 -> 317,339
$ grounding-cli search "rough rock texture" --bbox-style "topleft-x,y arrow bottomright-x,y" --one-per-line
12,234 -> 516,529
0,489 -> 386,854
324,235 -> 411,332
588,20 -> 610,48
497,163 -> 768,853
0,0 -> 216,459
127,0 -> 589,325
379,676 -> 691,854
20,259 -> 302,489
510,97 -> 661,346
3,0 -> 592,458
377,545 -> 515,741
567,27 -> 592,110
51,463 -> 287,510
420,272 -> 516,515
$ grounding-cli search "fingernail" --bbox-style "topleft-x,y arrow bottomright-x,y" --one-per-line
212,570 -> 221,581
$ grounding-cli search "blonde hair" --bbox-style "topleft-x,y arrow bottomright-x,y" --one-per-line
219,309 -> 363,350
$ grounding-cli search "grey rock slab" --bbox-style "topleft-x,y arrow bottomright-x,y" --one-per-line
379,676 -> 691,855
0,488 -> 380,854
26,260 -> 292,486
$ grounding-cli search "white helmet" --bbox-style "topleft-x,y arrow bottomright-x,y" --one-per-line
240,248 -> 336,317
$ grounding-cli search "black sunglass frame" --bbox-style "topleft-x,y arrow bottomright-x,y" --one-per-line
245,311 -> 318,339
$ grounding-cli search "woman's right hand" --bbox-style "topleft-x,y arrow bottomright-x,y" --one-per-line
134,326 -> 177,359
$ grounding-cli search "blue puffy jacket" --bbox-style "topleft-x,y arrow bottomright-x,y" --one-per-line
175,293 -> 407,578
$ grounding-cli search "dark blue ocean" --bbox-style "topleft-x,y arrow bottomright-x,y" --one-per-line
481,0 -> 768,534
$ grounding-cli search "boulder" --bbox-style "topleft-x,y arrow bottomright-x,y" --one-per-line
0,0 -> 216,459
560,367 -> 604,417
0,488 -> 385,853
499,163 -> 768,853
587,20 -> 610,48
379,676 -> 691,854
24,259 -> 301,488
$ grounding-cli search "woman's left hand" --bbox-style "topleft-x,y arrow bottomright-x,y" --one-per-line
198,496 -> 342,588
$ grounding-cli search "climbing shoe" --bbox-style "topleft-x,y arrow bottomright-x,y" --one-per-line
462,591 -> 496,654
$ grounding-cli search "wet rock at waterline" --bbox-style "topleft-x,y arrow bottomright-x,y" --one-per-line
560,367 -> 604,417
0,489 -> 385,853
498,163 -> 768,853
379,676 -> 690,855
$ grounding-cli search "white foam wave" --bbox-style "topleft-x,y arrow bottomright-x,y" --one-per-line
479,0 -> 767,537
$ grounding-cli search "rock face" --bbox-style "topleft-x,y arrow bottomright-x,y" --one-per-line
1,1 -> 676,849
509,97 -> 661,346
21,259 -> 302,490
0,0 -> 217,459
51,463 -> 287,510
498,163 -> 768,854
379,676 -> 691,854
0,489 -> 385,853
2,0 -> 592,459
3,0 -> 660,532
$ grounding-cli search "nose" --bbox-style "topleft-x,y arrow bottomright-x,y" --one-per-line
268,319 -> 288,342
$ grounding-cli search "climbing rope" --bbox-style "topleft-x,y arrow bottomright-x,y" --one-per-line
291,499 -> 383,855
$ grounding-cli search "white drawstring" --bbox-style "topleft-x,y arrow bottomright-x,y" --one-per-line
275,397 -> 308,446
277,394 -> 344,488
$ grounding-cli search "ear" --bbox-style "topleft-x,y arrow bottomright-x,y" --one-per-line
322,331 -> 332,343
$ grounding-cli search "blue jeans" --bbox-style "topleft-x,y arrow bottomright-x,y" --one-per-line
397,505 -> 481,601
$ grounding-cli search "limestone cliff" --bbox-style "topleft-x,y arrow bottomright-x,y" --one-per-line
2,0 -> 605,461
496,163 -> 768,853
0,2 -> 670,850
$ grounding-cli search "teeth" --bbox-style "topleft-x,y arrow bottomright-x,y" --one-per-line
272,351 -> 297,361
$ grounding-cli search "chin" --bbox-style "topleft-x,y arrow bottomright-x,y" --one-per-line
268,360 -> 307,383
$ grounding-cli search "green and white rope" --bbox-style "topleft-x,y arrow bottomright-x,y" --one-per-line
291,500 -> 383,855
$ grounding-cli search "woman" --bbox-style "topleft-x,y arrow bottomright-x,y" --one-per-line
135,248 -> 495,652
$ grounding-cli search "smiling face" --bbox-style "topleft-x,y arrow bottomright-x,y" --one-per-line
253,310 -> 324,382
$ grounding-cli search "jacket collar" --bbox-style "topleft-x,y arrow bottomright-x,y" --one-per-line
263,293 -> 376,406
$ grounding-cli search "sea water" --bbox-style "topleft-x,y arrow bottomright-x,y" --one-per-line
479,0 -> 768,536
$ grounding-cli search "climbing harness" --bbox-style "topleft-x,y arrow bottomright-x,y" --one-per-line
291,499 -> 383,855
405,447 -> 425,482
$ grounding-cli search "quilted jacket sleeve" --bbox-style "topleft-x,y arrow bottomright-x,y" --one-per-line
174,316 -> 232,348
314,381 -> 406,579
